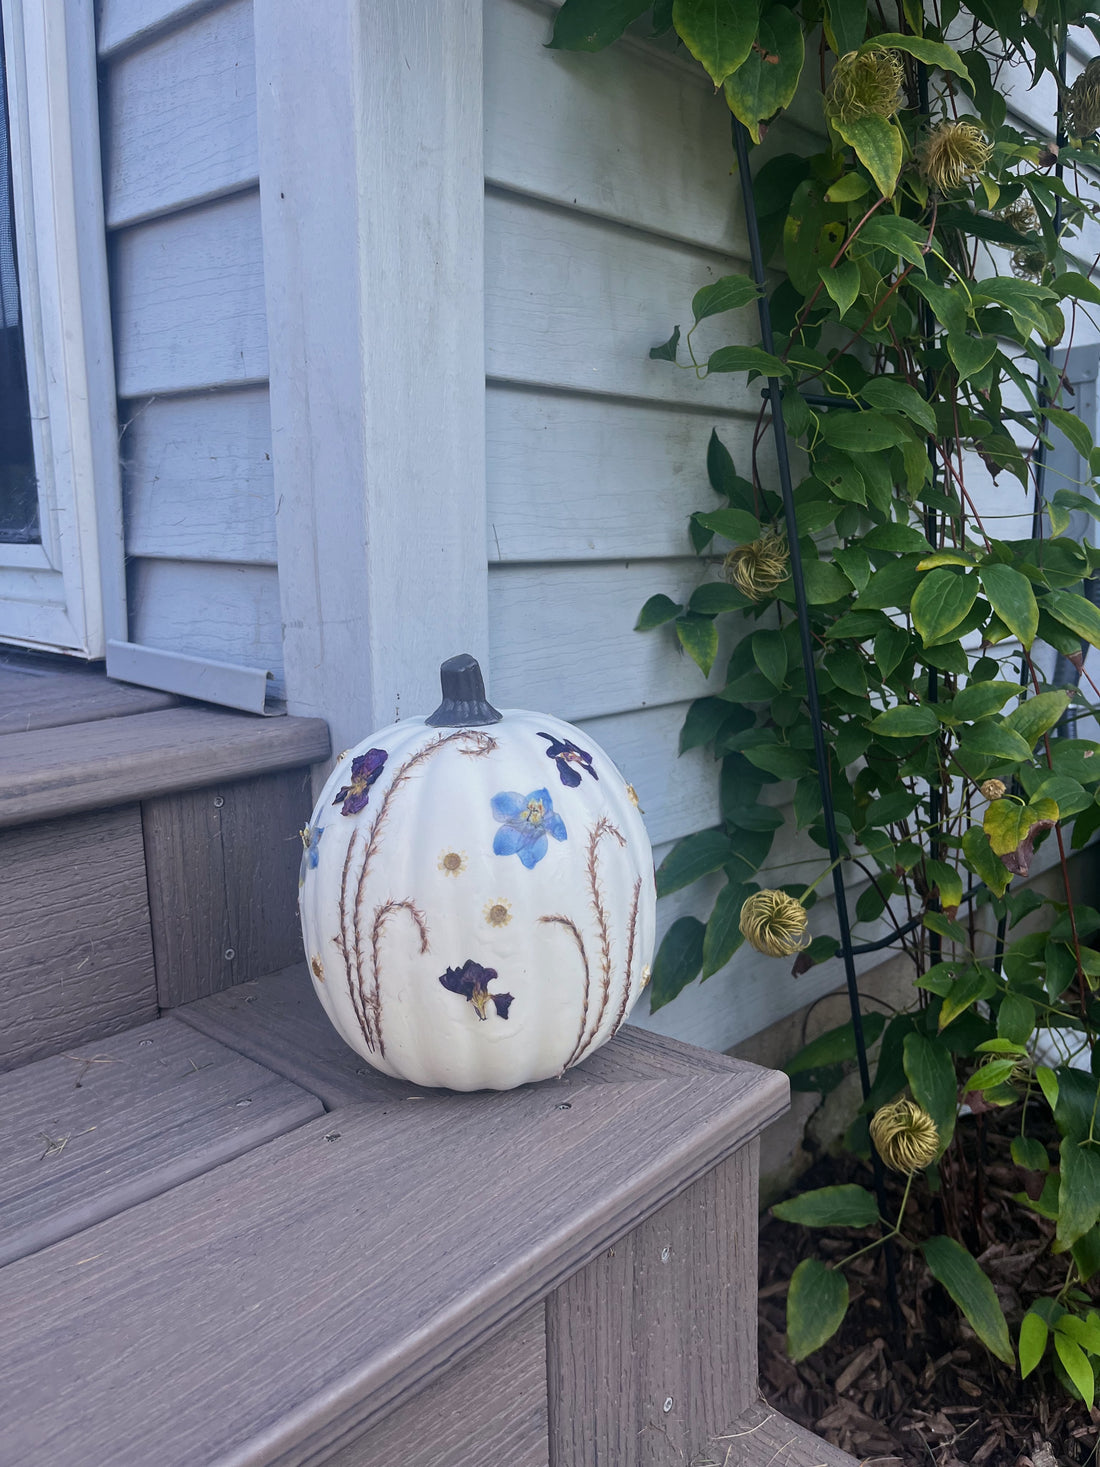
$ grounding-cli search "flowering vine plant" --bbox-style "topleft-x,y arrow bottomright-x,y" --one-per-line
552,0 -> 1100,1407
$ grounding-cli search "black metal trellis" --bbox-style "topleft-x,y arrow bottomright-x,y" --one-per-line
731,119 -> 902,1325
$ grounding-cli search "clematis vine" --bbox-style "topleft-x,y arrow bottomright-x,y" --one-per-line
537,732 -> 598,787
438,959 -> 514,1020
333,748 -> 387,816
491,788 -> 567,868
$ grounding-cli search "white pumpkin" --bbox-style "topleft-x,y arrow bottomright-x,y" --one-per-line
298,656 -> 656,1090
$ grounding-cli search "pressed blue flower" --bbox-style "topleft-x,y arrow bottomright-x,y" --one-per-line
439,959 -> 514,1020
537,732 -> 598,787
491,788 -> 567,869
333,748 -> 387,816
299,825 -> 324,887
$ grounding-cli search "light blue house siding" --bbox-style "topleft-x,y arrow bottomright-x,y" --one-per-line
94,0 -> 1100,1050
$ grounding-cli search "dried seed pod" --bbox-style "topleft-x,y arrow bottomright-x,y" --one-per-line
1012,245 -> 1047,280
825,48 -> 904,125
870,1099 -> 940,1172
916,121 -> 993,191
723,528 -> 790,601
996,199 -> 1039,237
980,778 -> 1007,800
739,889 -> 810,958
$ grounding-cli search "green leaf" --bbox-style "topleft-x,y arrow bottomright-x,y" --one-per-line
911,569 -> 977,645
689,582 -> 751,616
676,614 -> 719,676
1058,1134 -> 1100,1249
921,1236 -> 1015,1365
869,703 -> 940,737
947,333 -> 998,380
824,0 -> 868,54
548,0 -> 651,50
693,507 -> 762,543
706,344 -> 790,378
1072,1226 -> 1100,1283
679,697 -> 734,754
1046,405 -> 1094,461
636,593 -> 683,630
692,273 -> 761,322
860,377 -> 935,434
673,0 -> 760,83
702,879 -> 750,977
724,3 -> 804,143
861,523 -> 931,554
865,33 -> 972,84
984,797 -> 1059,857
1019,1311 -> 1049,1379
1036,1064 -> 1060,1113
1003,690 -> 1069,748
948,681 -> 1017,723
825,173 -> 870,205
1054,1333 -> 1095,1408
979,564 -> 1039,648
998,992 -> 1036,1047
957,722 -> 1034,766
940,966 -> 997,1031
786,1258 -> 849,1362
832,115 -> 903,198
874,624 -> 910,678
1044,588 -> 1100,650
801,559 -> 851,605
752,628 -> 788,689
856,215 -> 929,273
904,1032 -> 958,1152
786,1013 -> 887,1075
1054,271 -> 1100,306
1011,1135 -> 1049,1172
655,828 -> 733,898
743,743 -> 808,780
648,916 -> 705,1012
773,1184 -> 879,1228
818,410 -> 908,453
819,258 -> 860,318
649,325 -> 681,362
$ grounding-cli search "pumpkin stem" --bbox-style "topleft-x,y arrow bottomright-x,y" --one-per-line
425,653 -> 502,727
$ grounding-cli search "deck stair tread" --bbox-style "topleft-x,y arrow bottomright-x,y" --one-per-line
0,657 -> 177,734
0,705 -> 330,828
0,1015 -> 324,1268
0,970 -> 788,1467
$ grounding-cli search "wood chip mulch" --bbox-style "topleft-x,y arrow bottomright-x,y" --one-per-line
756,1105 -> 1100,1466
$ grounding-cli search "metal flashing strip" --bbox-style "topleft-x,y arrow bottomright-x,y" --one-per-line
105,640 -> 279,716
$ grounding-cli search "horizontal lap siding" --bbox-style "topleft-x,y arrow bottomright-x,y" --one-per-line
101,0 -> 281,694
484,0 -> 829,1050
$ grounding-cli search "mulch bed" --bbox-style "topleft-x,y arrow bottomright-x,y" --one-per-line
757,1103 -> 1100,1466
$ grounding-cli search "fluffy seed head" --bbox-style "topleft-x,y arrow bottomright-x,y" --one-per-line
1012,245 -> 1047,280
825,48 -> 904,125
997,199 -> 1039,237
870,1099 -> 940,1172
723,528 -> 790,602
980,778 -> 1007,800
739,890 -> 810,958
917,121 -> 993,191
1068,57 -> 1100,138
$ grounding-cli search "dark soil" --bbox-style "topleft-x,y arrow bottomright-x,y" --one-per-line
757,1103 -> 1100,1466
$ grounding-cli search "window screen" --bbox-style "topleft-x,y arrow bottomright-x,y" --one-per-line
0,9 -> 37,545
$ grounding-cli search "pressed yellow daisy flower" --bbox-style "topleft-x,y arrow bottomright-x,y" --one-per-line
483,899 -> 513,928
438,849 -> 467,877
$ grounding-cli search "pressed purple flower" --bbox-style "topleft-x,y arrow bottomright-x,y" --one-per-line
491,788 -> 567,868
333,748 -> 387,816
439,959 -> 514,1020
537,732 -> 598,788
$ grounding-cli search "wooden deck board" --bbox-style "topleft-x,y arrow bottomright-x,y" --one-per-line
0,1009 -> 787,1467
0,657 -> 177,735
0,706 -> 330,828
704,1401 -> 859,1466
0,806 -> 158,1072
0,1015 -> 323,1267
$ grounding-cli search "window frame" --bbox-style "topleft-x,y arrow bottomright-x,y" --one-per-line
0,0 -> 124,658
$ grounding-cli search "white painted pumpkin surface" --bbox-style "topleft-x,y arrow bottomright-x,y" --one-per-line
299,709 -> 656,1090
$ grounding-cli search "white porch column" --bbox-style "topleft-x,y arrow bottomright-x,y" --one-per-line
255,0 -> 488,758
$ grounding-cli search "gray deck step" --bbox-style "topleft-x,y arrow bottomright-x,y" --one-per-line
0,1015 -> 323,1267
0,971 -> 789,1467
0,654 -> 177,734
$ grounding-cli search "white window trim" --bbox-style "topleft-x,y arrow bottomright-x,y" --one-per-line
0,0 -> 124,657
